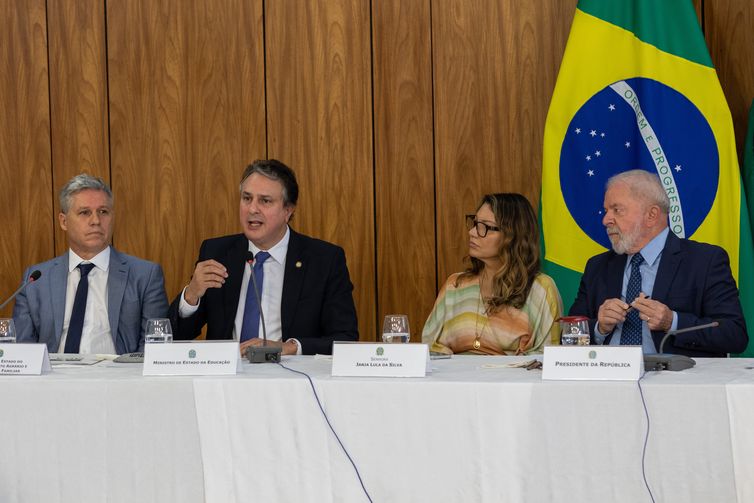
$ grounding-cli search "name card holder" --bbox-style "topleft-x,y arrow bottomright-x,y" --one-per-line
542,346 -> 644,381
143,341 -> 241,376
332,342 -> 429,377
0,344 -> 51,375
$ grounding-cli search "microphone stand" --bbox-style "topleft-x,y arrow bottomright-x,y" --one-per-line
244,253 -> 282,364
643,321 -> 719,371
0,271 -> 42,311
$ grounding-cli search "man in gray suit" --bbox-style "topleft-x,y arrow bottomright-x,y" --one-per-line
12,174 -> 168,354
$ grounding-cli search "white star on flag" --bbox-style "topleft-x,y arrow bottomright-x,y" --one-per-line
586,155 -> 592,161
608,104 -> 616,111
575,128 -> 581,134
595,151 -> 601,157
675,165 -> 682,172
587,170 -> 595,176
625,141 -> 631,148
590,130 -> 597,137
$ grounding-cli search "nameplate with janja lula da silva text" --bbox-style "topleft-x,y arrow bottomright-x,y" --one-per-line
143,341 -> 241,376
542,345 -> 644,380
331,342 -> 429,377
0,344 -> 51,375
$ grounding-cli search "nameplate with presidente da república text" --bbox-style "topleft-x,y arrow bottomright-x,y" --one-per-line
542,345 -> 644,381
144,341 -> 241,376
332,342 -> 429,377
0,344 -> 51,375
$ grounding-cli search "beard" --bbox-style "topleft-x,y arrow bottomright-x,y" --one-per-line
606,222 -> 641,255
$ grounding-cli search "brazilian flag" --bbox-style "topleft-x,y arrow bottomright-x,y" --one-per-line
541,0 -> 754,356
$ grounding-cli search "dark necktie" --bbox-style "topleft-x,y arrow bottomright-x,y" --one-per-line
621,253 -> 644,346
65,263 -> 96,353
240,251 -> 271,342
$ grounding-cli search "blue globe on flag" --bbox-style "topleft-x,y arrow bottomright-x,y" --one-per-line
559,77 -> 719,249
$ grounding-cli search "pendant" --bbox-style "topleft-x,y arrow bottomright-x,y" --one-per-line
473,339 -> 481,350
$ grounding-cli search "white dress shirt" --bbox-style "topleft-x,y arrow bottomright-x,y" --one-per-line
179,227 -> 301,354
58,247 -> 116,354
233,230 -> 289,342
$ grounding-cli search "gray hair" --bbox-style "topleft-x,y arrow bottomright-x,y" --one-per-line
59,174 -> 113,213
606,169 -> 670,214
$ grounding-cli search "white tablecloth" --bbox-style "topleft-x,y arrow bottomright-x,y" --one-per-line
2,356 -> 753,502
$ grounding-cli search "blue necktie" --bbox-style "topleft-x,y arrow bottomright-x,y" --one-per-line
240,251 -> 271,342
65,263 -> 95,353
621,253 -> 644,346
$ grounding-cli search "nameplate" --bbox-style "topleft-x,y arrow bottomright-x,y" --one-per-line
542,346 -> 644,381
143,341 -> 240,376
0,344 -> 51,375
331,342 -> 428,377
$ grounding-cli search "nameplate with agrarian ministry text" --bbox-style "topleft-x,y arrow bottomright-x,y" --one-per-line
0,344 -> 51,375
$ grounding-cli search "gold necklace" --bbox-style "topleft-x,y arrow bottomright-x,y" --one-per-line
474,274 -> 489,350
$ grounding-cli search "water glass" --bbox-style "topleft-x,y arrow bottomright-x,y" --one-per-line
382,314 -> 410,343
559,316 -> 590,346
0,318 -> 16,344
145,318 -> 173,343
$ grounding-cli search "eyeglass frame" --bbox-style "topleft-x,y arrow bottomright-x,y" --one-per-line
465,214 -> 501,238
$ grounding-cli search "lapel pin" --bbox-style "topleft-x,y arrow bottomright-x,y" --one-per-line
295,261 -> 302,268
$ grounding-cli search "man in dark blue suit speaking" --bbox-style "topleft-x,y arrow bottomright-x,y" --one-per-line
169,159 -> 358,355
569,169 -> 747,357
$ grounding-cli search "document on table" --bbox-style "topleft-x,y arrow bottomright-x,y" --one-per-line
49,353 -> 108,365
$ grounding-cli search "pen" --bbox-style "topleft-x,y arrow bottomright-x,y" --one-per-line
624,295 -> 651,312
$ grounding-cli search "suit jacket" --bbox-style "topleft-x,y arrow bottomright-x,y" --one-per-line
569,231 -> 748,357
12,247 -> 169,354
168,230 -> 359,354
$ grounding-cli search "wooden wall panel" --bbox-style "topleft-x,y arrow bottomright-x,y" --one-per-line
106,0 -> 266,300
372,0 -> 435,340
0,0 -> 53,316
47,0 -> 110,257
431,0 -> 576,288
265,0 -> 376,340
704,0 -> 754,161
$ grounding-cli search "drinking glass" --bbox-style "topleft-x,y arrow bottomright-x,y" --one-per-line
559,316 -> 590,346
0,318 -> 16,344
145,318 -> 173,343
382,315 -> 410,343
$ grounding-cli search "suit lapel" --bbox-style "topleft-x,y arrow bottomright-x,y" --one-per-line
107,248 -> 128,347
50,254 -> 69,347
281,230 -> 305,331
606,252 -> 627,299
222,236 -> 249,338
651,232 -> 681,305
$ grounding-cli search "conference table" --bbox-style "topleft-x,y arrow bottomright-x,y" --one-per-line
1,355 -> 753,503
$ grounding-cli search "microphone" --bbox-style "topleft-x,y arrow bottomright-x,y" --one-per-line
0,270 -> 42,311
244,252 -> 281,363
643,321 -> 719,371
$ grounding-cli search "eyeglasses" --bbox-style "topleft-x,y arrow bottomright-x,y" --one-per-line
465,214 -> 501,238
